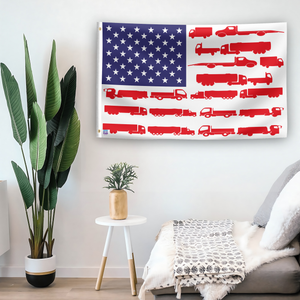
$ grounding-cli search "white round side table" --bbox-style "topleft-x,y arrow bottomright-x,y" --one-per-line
95,215 -> 147,295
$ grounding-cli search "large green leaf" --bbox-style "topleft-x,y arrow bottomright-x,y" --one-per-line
11,161 -> 34,209
30,102 -> 47,171
56,167 -> 70,188
54,66 -> 76,146
0,63 -> 27,145
45,40 -> 61,121
53,109 -> 80,173
39,172 -> 57,211
23,35 -> 37,118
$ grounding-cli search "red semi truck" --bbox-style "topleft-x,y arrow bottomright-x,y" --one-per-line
237,125 -> 281,136
191,90 -> 238,99
195,43 -> 220,56
150,89 -> 187,100
248,73 -> 272,85
200,107 -> 237,118
198,125 -> 235,137
189,56 -> 257,68
148,126 -> 195,136
220,42 -> 271,55
260,57 -> 284,68
196,73 -> 247,86
149,108 -> 196,117
105,88 -> 148,100
239,107 -> 283,118
189,27 -> 212,39
102,123 -> 146,134
215,26 -> 283,37
240,87 -> 283,98
104,105 -> 147,116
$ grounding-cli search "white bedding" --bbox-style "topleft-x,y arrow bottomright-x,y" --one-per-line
138,220 -> 300,300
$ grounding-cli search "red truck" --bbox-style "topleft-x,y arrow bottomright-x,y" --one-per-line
196,73 -> 247,86
200,107 -> 237,118
189,27 -> 212,39
220,42 -> 271,55
191,90 -> 238,99
260,57 -> 284,68
150,89 -> 187,100
248,73 -> 272,85
215,26 -> 283,37
198,125 -> 235,137
149,108 -> 196,117
189,56 -> 257,68
148,126 -> 195,136
105,88 -> 148,100
104,105 -> 147,116
237,125 -> 282,136
240,87 -> 283,98
102,123 -> 146,134
239,107 -> 283,118
195,43 -> 220,56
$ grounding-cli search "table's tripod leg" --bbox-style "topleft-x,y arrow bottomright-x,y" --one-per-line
124,226 -> 137,296
95,226 -> 114,291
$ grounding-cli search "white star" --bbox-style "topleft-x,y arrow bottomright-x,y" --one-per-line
113,44 -> 119,50
177,28 -> 182,34
127,45 -> 133,51
162,77 -> 168,83
106,25 -> 112,31
148,77 -> 154,83
148,65 -> 154,70
162,52 -> 168,58
141,58 -> 147,64
169,71 -> 175,77
141,70 -> 147,76
106,50 -> 112,56
134,39 -> 140,45
106,63 -> 112,68
127,70 -> 133,75
120,26 -> 126,32
170,46 -> 175,52
148,27 -> 154,33
120,39 -> 126,44
162,40 -> 168,46
113,57 -> 119,62
155,58 -> 161,64
134,64 -> 140,70
106,75 -> 111,81
141,33 -> 147,39
141,45 -> 147,51
155,34 -> 161,39
149,40 -> 154,45
127,57 -> 133,63
120,76 -> 126,82
155,46 -> 161,52
134,52 -> 140,57
113,32 -> 119,38
106,38 -> 112,44
177,78 -> 182,83
177,40 -> 182,46
162,65 -> 168,71
176,65 -> 182,71
134,27 -> 140,32
134,77 -> 140,82
148,52 -> 154,58
113,69 -> 119,75
162,27 -> 168,33
177,53 -> 182,59
128,33 -> 133,38
120,51 -> 126,57
169,34 -> 175,39
170,59 -> 175,64
155,71 -> 161,76
120,64 -> 126,69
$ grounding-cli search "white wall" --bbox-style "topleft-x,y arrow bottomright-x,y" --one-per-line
1,0 -> 300,278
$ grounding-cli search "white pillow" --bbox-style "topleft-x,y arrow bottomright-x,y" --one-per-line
260,171 -> 300,250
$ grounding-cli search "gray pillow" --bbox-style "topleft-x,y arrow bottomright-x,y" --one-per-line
253,159 -> 300,227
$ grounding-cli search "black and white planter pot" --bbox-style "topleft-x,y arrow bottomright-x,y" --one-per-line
25,254 -> 56,287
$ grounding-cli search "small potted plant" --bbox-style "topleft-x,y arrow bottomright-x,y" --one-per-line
104,162 -> 138,220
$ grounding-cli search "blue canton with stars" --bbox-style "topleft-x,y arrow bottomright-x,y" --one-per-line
102,22 -> 186,87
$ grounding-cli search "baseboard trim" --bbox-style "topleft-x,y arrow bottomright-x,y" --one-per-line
0,266 -> 144,278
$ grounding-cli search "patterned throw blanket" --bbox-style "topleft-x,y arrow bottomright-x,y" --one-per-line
173,219 -> 245,289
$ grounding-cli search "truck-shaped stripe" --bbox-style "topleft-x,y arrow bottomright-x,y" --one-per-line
149,108 -> 196,117
104,105 -> 147,116
237,125 -> 281,136
260,57 -> 284,68
150,89 -> 187,100
220,42 -> 271,55
198,125 -> 235,137
105,88 -> 148,100
239,107 -> 283,117
191,90 -> 238,99
196,74 -> 247,86
240,88 -> 283,98
215,26 -> 283,37
148,126 -> 195,136
189,27 -> 212,39
248,73 -> 272,85
200,107 -> 237,118
103,123 -> 146,134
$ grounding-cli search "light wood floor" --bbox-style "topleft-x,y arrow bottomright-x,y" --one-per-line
0,278 -> 154,300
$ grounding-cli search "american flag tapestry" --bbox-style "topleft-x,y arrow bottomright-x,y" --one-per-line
97,22 -> 287,140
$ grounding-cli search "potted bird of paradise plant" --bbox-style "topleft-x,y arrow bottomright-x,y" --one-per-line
0,36 -> 80,287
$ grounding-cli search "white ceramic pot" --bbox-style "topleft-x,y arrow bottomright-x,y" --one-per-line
25,254 -> 56,287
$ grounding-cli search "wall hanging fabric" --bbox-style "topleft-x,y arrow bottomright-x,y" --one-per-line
97,22 -> 286,140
